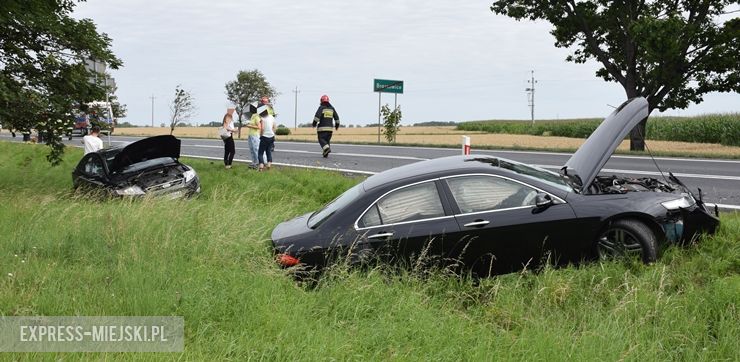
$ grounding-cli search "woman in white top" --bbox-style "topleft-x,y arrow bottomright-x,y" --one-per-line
222,108 -> 238,169
256,105 -> 276,171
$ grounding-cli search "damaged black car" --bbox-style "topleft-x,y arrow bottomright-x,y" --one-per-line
271,97 -> 719,277
72,135 -> 200,199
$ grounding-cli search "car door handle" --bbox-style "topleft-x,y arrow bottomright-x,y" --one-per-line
463,220 -> 490,228
368,232 -> 394,240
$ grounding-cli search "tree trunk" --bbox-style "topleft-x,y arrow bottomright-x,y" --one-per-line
629,118 -> 647,151
237,112 -> 242,139
623,84 -> 645,152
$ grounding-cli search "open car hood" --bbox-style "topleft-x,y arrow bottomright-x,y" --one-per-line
109,135 -> 181,172
563,97 -> 649,190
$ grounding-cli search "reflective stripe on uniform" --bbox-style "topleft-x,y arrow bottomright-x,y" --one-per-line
317,127 -> 334,132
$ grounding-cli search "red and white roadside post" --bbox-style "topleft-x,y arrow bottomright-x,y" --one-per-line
462,135 -> 471,155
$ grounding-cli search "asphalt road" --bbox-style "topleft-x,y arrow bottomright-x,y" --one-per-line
2,133 -> 739,208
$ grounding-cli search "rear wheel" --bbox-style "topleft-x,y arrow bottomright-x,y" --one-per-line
597,219 -> 657,264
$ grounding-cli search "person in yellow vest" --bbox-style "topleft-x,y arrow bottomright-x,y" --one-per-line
245,103 -> 261,169
312,94 -> 339,158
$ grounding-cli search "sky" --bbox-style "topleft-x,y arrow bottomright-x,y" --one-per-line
72,0 -> 739,126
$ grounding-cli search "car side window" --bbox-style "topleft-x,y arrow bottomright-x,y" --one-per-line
81,155 -> 105,177
360,182 -> 445,227
446,176 -> 538,214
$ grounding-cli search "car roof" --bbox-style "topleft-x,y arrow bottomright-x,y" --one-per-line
362,154 -> 510,191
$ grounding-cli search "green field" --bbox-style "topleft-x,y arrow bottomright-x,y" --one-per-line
458,113 -> 740,146
1,141 -> 738,360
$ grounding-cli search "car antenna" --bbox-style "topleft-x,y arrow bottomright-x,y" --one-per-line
638,126 -> 669,184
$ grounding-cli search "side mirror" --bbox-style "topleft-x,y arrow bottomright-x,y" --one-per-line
533,193 -> 553,214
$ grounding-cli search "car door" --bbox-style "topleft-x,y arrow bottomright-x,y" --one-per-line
441,174 -> 579,275
355,180 -> 459,268
74,154 -> 108,190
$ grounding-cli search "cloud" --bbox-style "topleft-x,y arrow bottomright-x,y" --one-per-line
73,0 -> 739,125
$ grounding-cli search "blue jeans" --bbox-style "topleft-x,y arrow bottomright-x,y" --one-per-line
258,136 -> 274,166
247,135 -> 259,167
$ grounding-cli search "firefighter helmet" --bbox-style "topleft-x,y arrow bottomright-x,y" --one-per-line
320,95 -> 330,103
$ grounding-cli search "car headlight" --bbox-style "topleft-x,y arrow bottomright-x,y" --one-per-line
115,185 -> 145,196
661,194 -> 695,210
183,168 -> 197,183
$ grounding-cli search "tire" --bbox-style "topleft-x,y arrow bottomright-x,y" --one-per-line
597,219 -> 658,264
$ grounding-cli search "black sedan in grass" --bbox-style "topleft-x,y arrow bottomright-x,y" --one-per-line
72,135 -> 200,198
271,98 -> 719,277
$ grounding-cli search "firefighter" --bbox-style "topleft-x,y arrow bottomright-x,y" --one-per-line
312,94 -> 340,157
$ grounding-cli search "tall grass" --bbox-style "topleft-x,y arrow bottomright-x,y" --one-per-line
458,113 -> 740,146
0,141 -> 738,360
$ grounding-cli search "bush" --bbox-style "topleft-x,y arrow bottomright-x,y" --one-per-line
275,126 -> 291,136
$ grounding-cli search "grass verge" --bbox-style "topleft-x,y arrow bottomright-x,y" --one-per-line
0,141 -> 738,360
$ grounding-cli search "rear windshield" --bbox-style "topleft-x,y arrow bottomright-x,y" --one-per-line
308,183 -> 363,229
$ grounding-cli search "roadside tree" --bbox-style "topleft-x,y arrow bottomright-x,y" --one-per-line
381,104 -> 402,143
491,1 -> 740,151
225,69 -> 278,137
0,0 -> 122,164
169,85 -> 196,135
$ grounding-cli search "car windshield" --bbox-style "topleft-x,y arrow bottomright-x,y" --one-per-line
100,148 -> 121,173
308,183 -> 364,229
498,159 -> 574,193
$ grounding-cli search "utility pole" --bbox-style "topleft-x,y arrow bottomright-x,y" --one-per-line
149,95 -> 155,127
292,86 -> 300,130
525,70 -> 537,124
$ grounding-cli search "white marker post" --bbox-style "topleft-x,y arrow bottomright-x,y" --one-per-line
462,135 -> 471,155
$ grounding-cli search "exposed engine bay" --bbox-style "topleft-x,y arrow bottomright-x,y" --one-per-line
590,175 -> 679,194
131,164 -> 188,190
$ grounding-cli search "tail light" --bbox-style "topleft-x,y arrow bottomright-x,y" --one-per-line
276,253 -> 300,267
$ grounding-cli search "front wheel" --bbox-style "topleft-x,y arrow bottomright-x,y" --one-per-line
597,219 -> 658,264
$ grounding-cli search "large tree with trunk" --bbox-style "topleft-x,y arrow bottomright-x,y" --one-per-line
225,69 -> 278,137
491,0 -> 740,150
0,0 -> 121,164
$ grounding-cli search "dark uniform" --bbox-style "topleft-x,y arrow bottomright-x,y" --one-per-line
312,102 -> 340,157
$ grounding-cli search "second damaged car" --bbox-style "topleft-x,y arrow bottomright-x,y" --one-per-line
72,135 -> 200,199
271,97 -> 719,278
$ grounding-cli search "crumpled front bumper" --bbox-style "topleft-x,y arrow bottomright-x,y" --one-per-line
661,173 -> 721,244
660,200 -> 720,245
679,201 -> 720,244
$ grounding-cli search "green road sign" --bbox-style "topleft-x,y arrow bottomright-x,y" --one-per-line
373,79 -> 404,94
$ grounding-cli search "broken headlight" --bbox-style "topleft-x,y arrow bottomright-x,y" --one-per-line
661,194 -> 695,210
115,185 -> 145,196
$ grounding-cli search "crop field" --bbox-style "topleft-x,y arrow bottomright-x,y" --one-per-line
109,126 -> 740,158
458,113 -> 740,147
1,141 -> 738,360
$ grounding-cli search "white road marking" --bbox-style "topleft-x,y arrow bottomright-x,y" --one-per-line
188,143 -> 740,181
105,136 -> 740,164
706,203 -> 740,211
275,141 -> 740,164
